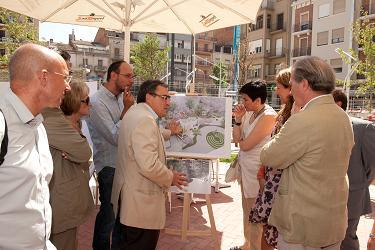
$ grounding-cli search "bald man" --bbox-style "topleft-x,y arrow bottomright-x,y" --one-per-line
0,43 -> 70,250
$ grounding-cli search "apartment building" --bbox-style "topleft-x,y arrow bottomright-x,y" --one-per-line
194,31 -> 215,95
94,28 -> 168,64
244,0 -> 292,84
290,0 -> 313,63
167,33 -> 192,93
311,0 -> 354,81
212,27 -> 234,94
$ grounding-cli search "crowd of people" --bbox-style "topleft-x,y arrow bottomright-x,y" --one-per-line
0,43 -> 374,250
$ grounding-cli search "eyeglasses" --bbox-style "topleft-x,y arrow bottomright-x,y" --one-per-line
117,72 -> 136,79
150,93 -> 171,101
81,96 -> 90,105
54,71 -> 72,84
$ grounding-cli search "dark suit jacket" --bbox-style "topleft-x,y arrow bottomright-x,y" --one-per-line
347,117 -> 375,219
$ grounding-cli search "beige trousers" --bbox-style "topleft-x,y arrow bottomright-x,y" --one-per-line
241,183 -> 262,250
50,227 -> 78,250
278,234 -> 340,250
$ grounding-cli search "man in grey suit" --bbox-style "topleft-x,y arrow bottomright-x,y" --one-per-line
333,89 -> 375,250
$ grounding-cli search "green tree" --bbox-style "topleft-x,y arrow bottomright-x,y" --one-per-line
0,8 -> 39,68
131,33 -> 169,81
212,62 -> 227,88
337,13 -> 375,110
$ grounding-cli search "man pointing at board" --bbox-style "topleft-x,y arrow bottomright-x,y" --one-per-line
111,80 -> 187,250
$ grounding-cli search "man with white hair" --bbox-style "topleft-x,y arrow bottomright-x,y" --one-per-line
0,43 -> 70,249
261,56 -> 354,250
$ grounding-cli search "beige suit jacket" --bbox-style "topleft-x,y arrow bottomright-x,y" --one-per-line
111,103 -> 173,230
261,95 -> 354,247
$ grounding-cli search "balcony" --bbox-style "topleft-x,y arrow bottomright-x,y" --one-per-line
294,21 -> 312,33
260,0 -> 274,9
94,65 -> 107,72
79,64 -> 93,69
269,48 -> 287,58
292,47 -> 311,57
270,23 -> 286,33
248,23 -> 263,32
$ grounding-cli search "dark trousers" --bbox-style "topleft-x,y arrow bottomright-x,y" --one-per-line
92,167 -> 118,250
112,215 -> 160,250
341,218 -> 360,250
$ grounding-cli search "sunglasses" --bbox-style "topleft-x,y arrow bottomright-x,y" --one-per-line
81,96 -> 90,105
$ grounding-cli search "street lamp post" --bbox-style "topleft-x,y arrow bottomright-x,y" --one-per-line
193,54 -> 222,96
176,67 -> 196,93
335,48 -> 359,111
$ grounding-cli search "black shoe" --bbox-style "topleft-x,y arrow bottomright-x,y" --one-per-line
229,247 -> 241,250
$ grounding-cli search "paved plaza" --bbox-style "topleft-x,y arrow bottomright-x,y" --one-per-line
78,161 -> 375,250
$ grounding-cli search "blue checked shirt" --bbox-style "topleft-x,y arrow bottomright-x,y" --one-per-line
86,85 -> 124,173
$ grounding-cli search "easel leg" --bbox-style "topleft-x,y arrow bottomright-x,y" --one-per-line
206,194 -> 220,250
168,191 -> 172,213
181,193 -> 191,240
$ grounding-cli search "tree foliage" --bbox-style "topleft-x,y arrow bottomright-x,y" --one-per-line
237,37 -> 254,87
212,62 -> 227,88
337,13 -> 375,110
0,8 -> 39,68
131,33 -> 169,81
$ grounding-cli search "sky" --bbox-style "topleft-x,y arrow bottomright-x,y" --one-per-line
39,22 -> 99,43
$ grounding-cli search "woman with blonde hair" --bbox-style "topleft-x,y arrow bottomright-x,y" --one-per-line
249,68 -> 296,250
43,81 -> 94,250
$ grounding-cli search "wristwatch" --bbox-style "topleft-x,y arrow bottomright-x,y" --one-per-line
235,121 -> 242,126
370,233 -> 375,239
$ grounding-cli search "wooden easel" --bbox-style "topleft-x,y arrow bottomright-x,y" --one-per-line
164,160 -> 220,250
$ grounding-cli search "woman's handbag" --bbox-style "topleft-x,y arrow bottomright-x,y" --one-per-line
225,155 -> 241,183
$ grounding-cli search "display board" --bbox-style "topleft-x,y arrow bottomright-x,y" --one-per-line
163,96 -> 232,159
167,159 -> 211,194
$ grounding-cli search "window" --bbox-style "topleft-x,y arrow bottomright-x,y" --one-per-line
300,13 -> 309,30
204,44 -> 208,51
83,58 -> 88,66
174,54 -> 182,61
249,39 -> 263,54
299,37 -> 309,56
330,58 -> 342,73
98,59 -> 103,67
277,13 -> 284,30
317,31 -> 329,46
371,0 -> 375,15
318,3 -> 330,18
114,48 -> 120,56
256,15 -> 263,29
267,15 -> 271,29
176,40 -> 184,48
333,0 -> 345,14
332,27 -> 344,43
266,39 -> 270,53
249,65 -> 262,78
276,38 -> 283,56
0,30 -> 5,39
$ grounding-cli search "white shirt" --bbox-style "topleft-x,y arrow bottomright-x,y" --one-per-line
0,87 -> 55,250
